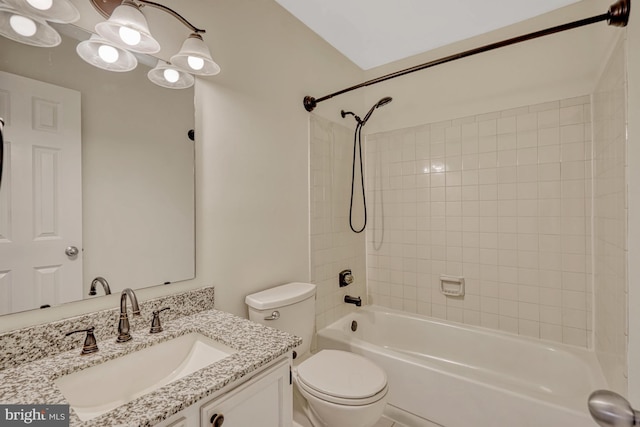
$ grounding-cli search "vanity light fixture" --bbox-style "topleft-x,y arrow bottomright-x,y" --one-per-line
76,34 -> 138,72
170,33 -> 220,76
0,0 -> 79,48
88,0 -> 221,88
147,60 -> 194,89
4,0 -> 79,23
94,0 -> 160,54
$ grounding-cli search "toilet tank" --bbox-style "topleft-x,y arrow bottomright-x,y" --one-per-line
245,282 -> 316,357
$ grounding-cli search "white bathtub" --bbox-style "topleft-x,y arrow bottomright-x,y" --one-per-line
316,306 -> 607,427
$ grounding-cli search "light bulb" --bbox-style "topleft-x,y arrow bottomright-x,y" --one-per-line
26,0 -> 53,10
163,68 -> 180,83
9,14 -> 37,37
98,44 -> 119,63
119,26 -> 141,46
187,56 -> 204,71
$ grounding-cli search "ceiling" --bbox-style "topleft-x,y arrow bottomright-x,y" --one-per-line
274,0 -> 582,70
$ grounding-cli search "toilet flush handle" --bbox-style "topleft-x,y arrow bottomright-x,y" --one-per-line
264,311 -> 280,321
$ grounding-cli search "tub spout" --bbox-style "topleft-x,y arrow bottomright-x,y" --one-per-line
344,295 -> 362,307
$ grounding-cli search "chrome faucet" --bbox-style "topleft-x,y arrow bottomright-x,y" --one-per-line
89,276 -> 111,296
117,288 -> 141,343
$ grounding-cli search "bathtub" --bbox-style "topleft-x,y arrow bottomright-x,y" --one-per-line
316,306 -> 607,427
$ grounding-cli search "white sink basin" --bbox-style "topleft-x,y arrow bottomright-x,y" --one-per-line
54,333 -> 237,421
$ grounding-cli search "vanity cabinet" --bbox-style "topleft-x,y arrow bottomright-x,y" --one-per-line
156,356 -> 292,427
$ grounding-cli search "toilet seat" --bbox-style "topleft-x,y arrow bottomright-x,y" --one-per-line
295,350 -> 388,406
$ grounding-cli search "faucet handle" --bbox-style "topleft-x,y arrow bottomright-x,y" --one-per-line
150,307 -> 170,334
65,326 -> 99,355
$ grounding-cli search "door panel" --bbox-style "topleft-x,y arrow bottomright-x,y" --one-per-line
0,71 -> 82,315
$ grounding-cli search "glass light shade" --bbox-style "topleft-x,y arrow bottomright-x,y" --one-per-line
0,6 -> 61,47
76,34 -> 138,72
148,61 -> 194,89
163,68 -> 180,83
118,25 -> 140,46
26,0 -> 53,11
10,14 -> 37,36
170,33 -> 220,76
187,56 -> 204,71
4,0 -> 79,23
98,44 -> 119,63
95,1 -> 159,54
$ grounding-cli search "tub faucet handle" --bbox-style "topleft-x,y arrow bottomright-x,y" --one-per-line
65,326 -> 99,355
339,269 -> 354,287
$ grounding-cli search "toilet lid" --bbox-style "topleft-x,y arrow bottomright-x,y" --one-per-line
296,350 -> 387,400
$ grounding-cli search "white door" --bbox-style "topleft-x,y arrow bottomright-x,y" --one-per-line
0,71 -> 82,315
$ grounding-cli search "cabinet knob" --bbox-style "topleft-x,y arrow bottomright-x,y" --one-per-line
210,413 -> 224,426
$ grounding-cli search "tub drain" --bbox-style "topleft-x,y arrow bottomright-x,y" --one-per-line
351,320 -> 358,331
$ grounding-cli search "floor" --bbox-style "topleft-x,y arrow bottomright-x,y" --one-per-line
292,388 -> 407,427
292,414 -> 404,427
374,416 -> 405,427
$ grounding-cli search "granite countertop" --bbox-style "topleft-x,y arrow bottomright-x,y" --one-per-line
0,309 -> 301,426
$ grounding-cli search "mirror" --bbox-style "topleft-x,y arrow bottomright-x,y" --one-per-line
0,28 -> 195,315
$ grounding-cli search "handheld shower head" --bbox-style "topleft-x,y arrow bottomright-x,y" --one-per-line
340,97 -> 393,126
376,97 -> 393,108
361,97 -> 393,126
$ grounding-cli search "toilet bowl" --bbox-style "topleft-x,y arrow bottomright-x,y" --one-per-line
245,282 -> 388,427
293,349 -> 388,427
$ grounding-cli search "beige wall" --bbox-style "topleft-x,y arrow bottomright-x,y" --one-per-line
188,0 -> 364,318
361,0 -> 617,135
626,0 -> 640,404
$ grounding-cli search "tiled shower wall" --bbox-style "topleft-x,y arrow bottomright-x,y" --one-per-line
366,96 -> 593,347
310,116 -> 367,331
593,35 -> 628,393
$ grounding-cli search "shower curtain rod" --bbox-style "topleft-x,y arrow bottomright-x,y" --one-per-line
302,0 -> 630,112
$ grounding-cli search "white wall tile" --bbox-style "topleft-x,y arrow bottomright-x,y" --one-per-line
592,36 -> 627,393
310,116 -> 367,332
366,95 -> 592,347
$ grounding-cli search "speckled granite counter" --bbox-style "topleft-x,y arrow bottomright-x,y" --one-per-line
0,287 -> 218,371
0,308 -> 301,426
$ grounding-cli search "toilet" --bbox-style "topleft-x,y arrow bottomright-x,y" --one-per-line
245,282 -> 388,427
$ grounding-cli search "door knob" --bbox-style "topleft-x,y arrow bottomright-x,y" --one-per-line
65,246 -> 79,257
588,389 -> 640,427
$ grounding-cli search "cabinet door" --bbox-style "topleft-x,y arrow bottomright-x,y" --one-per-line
201,358 -> 292,427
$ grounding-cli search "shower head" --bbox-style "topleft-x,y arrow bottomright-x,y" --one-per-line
340,97 -> 393,126
361,97 -> 393,126
376,97 -> 393,108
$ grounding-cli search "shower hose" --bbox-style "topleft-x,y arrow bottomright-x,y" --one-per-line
349,122 -> 366,233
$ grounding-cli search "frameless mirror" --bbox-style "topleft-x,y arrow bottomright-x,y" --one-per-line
0,27 -> 195,316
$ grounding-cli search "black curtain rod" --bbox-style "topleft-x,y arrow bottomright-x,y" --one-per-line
303,0 -> 630,112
